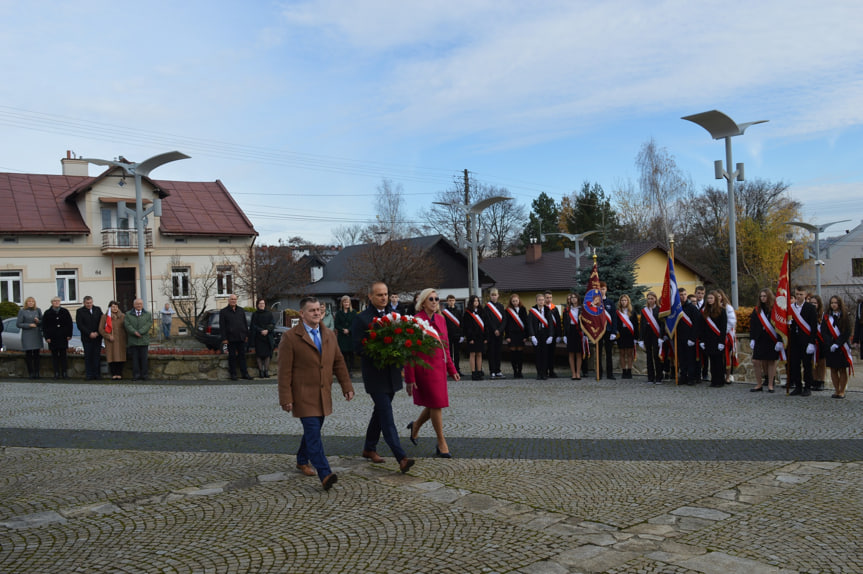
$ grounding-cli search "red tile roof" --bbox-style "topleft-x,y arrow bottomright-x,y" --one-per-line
0,171 -> 256,237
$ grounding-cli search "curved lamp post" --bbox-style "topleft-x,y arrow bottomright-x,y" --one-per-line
682,110 -> 767,308
82,151 -> 190,311
785,219 -> 850,297
540,230 -> 597,274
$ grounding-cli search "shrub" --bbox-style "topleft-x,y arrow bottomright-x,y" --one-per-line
0,300 -> 20,319
735,306 -> 753,333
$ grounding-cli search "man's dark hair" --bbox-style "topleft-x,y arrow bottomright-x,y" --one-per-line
299,297 -> 319,309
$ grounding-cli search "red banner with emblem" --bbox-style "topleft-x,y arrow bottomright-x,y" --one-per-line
771,251 -> 789,341
579,260 -> 607,343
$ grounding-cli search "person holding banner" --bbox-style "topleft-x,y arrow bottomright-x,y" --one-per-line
614,294 -> 637,379
821,295 -> 853,399
504,293 -> 529,379
463,295 -> 487,380
528,293 -> 553,380
483,288 -> 507,379
788,286 -> 818,397
562,292 -> 586,380
638,291 -> 664,384
699,291 -> 728,387
749,289 -> 782,392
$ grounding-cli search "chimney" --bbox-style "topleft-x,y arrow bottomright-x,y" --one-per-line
61,150 -> 89,176
526,242 -> 542,264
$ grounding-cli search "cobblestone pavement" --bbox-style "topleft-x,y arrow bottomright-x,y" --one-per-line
1,369 -> 862,573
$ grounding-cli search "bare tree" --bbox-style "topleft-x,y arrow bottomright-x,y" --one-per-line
160,254 -> 220,331
331,223 -> 366,247
233,243 -> 312,303
345,240 -> 443,297
634,138 -> 692,242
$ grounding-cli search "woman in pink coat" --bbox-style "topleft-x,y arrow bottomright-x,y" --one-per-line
405,288 -> 461,458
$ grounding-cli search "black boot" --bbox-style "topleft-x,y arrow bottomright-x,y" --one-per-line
32,355 -> 41,379
24,355 -> 33,378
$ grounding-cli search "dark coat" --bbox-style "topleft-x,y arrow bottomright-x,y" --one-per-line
352,306 -> 403,394
76,305 -> 103,342
749,306 -> 780,361
250,310 -> 275,357
278,322 -> 353,417
699,308 -> 728,354
219,305 -> 249,342
482,301 -> 506,338
334,309 -> 357,354
42,306 -> 73,351
527,305 -> 552,340
503,306 -> 528,346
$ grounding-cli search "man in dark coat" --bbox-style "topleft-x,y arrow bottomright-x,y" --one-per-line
75,295 -> 103,380
352,281 -> 414,474
220,294 -> 252,380
43,296 -> 73,379
788,285 -> 818,396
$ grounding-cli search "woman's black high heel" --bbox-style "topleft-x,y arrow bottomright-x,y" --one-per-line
435,446 -> 452,459
406,421 -> 418,445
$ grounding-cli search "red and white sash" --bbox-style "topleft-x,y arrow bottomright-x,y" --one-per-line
568,307 -> 579,326
680,311 -> 693,328
530,307 -> 548,329
467,311 -> 484,330
790,304 -> 812,336
826,314 -> 855,373
507,307 -> 525,331
705,316 -> 722,337
757,309 -> 785,360
485,302 -> 503,322
642,308 -> 661,338
617,310 -> 635,335
548,307 -> 557,326
442,308 -> 460,327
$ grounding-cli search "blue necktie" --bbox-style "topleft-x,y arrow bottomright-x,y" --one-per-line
312,329 -> 321,353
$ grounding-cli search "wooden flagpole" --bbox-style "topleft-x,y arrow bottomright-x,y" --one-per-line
670,235 -> 679,386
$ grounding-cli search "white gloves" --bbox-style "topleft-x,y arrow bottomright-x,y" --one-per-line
687,339 -> 695,347
610,334 -> 617,341
638,341 -> 645,351
459,336 -> 465,343
806,343 -> 816,355
556,337 -> 562,344
563,336 -> 568,345
718,343 -> 725,351
545,336 -> 553,345
699,342 -> 706,350
531,336 -> 538,346
750,340 -> 756,350
831,344 -> 839,352
775,342 -> 784,352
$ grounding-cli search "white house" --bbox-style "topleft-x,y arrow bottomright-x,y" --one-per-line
0,152 -> 257,334
790,219 -> 863,304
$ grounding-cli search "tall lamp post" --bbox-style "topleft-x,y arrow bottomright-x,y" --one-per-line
785,219 -> 850,297
682,110 -> 767,308
82,151 -> 190,311
435,196 -> 512,297
540,230 -> 598,274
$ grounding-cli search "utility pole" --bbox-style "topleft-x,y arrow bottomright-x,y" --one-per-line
464,169 -> 472,297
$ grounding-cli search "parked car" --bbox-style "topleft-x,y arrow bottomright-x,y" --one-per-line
194,309 -> 252,351
1,317 -> 83,353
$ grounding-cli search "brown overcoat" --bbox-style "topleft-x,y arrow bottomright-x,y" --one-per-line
278,322 -> 353,418
98,312 -> 127,363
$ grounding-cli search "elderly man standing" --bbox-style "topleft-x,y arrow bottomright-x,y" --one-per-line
220,294 -> 252,381
279,297 -> 354,490
125,298 -> 152,381
352,281 -> 415,473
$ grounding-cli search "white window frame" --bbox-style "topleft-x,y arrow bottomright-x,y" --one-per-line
56,269 -> 79,303
217,265 -> 234,296
0,270 -> 23,305
172,267 -> 191,299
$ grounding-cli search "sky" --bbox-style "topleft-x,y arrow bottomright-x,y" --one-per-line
1,0 -> 862,246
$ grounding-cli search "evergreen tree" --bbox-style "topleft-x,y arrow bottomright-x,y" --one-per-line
559,181 -> 620,246
519,192 -> 564,251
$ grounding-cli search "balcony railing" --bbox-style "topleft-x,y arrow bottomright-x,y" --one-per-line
101,228 -> 153,252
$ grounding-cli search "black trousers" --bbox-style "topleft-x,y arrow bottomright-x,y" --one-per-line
447,336 -> 461,373
534,340 -> 550,378
50,348 -> 68,375
787,344 -> 813,391
129,346 -> 149,379
597,336 -> 614,376
645,342 -> 661,381
709,351 -> 726,386
488,334 -> 503,374
82,337 -> 102,379
227,341 -> 249,377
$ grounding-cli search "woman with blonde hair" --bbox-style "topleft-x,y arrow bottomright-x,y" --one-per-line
404,288 -> 460,457
17,296 -> 43,378
615,294 -> 637,379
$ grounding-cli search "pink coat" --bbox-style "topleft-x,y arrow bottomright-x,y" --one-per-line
404,311 -> 457,408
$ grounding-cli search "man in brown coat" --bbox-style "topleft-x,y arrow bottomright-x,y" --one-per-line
279,297 -> 354,490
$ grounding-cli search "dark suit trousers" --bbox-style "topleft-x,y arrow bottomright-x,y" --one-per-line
129,346 -> 148,379
787,342 -> 813,390
598,336 -> 614,376
227,341 -> 249,376
448,335 -> 461,373
365,391 -> 406,461
488,334 -> 503,373
82,337 -> 102,378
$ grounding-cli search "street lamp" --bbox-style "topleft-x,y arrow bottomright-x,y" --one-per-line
682,110 -> 768,308
82,151 -> 190,311
540,230 -> 597,274
785,219 -> 850,297
434,196 -> 512,297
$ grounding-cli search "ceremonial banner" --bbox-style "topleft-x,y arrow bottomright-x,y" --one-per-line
772,251 -> 790,341
659,253 -> 683,335
580,261 -> 607,343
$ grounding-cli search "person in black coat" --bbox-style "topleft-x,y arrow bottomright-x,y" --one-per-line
42,296 -> 73,379
787,285 -> 818,396
562,293 -> 585,380
821,295 -> 853,398
597,282 -> 617,379
503,293 -> 529,379
542,290 -> 561,378
441,295 -> 463,376
698,291 -> 728,387
462,295 -> 487,380
675,292 -> 701,386
351,281 -> 414,473
220,294 -> 252,380
528,293 -> 553,381
614,294 -> 637,379
250,298 -> 275,378
483,288 -> 507,379
75,295 -> 103,380
638,292 -> 663,384
749,288 -> 781,392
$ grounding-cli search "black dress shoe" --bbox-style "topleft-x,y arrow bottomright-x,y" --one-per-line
321,473 -> 338,490
801,388 -> 811,397
789,388 -> 802,396
750,387 -> 763,392
406,421 -> 418,445
435,447 -> 452,459
399,458 -> 416,473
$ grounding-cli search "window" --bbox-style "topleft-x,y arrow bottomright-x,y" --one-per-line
172,267 -> 191,298
101,206 -> 130,246
853,258 -> 863,278
0,270 -> 22,305
217,266 -> 233,296
56,269 -> 78,303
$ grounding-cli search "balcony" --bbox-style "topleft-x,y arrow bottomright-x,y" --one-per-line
101,228 -> 153,253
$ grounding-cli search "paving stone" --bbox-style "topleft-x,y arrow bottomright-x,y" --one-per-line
670,506 -> 731,521
61,502 -> 120,518
0,510 -> 66,529
676,551 -> 791,574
